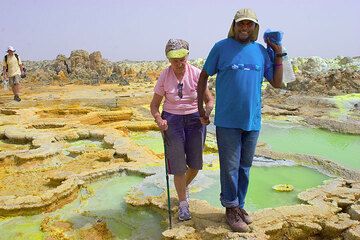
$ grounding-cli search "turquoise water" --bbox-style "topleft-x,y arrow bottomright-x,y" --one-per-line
131,121 -> 359,171
130,131 -> 163,154
260,121 -> 360,170
130,131 -> 217,155
129,124 -> 355,211
1,121 -> 347,238
0,175 -> 165,240
192,165 -> 330,211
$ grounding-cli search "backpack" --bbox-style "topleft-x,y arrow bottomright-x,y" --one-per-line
4,54 -> 20,72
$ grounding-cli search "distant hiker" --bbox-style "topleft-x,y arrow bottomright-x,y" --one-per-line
2,46 -> 26,102
197,8 -> 284,232
150,39 -> 214,221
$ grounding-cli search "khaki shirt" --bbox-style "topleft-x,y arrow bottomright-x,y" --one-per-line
3,54 -> 22,77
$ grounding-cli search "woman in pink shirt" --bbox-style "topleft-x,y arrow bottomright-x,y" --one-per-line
150,39 -> 213,221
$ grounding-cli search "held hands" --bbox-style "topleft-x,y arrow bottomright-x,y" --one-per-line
155,116 -> 168,131
266,37 -> 282,54
200,116 -> 210,125
199,105 -> 212,125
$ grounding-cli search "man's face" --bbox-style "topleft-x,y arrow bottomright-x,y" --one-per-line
233,20 -> 256,43
7,50 -> 14,56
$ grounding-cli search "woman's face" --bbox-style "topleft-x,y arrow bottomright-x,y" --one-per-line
169,56 -> 187,73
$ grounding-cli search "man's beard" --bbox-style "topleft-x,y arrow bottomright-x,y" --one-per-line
236,32 -> 251,42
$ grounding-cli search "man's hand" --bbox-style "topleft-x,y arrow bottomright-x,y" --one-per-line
200,116 -> 210,125
155,116 -> 168,131
266,37 -> 282,54
200,106 -> 212,125
205,104 -> 213,117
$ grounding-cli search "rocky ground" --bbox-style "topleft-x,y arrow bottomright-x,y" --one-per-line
125,178 -> 360,240
0,52 -> 359,239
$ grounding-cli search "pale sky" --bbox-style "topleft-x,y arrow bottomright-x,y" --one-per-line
1,0 -> 359,61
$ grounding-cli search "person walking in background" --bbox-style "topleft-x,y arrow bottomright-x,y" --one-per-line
197,8 -> 284,232
2,46 -> 26,102
150,39 -> 214,221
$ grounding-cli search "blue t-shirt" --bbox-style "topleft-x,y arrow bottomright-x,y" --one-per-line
203,38 -> 273,130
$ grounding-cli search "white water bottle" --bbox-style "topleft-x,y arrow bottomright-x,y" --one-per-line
282,47 -> 296,84
3,80 -> 9,91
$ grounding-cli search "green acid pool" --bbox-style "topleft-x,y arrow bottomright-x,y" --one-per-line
130,131 -> 163,154
191,165 -> 330,211
130,122 -> 359,171
260,121 -> 360,170
0,175 -> 165,240
130,130 -> 217,155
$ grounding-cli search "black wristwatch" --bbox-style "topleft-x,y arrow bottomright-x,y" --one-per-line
275,52 -> 287,58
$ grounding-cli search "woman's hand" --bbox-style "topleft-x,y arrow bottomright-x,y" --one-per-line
155,116 -> 168,131
150,94 -> 168,131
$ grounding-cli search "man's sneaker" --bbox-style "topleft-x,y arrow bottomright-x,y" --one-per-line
225,207 -> 249,232
237,207 -> 253,224
14,95 -> 21,102
178,200 -> 191,221
185,187 -> 190,202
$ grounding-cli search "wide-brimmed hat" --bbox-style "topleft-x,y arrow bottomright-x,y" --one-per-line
227,8 -> 259,41
7,46 -> 16,52
165,39 -> 189,59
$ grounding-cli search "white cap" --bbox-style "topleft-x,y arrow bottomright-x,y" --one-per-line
7,46 -> 15,52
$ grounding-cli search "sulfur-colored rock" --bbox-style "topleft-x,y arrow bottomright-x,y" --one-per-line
162,225 -> 198,240
322,213 -> 358,238
344,224 -> 360,240
116,121 -> 158,131
97,110 -> 133,122
4,127 -> 31,143
348,204 -> 360,221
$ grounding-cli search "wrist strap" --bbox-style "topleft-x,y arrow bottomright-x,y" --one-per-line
275,52 -> 287,58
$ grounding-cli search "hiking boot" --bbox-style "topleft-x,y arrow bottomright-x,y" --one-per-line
178,200 -> 191,221
226,207 -> 249,232
14,95 -> 21,102
237,207 -> 253,224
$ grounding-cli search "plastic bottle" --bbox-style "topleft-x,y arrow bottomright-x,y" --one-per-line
3,79 -> 9,91
282,47 -> 296,84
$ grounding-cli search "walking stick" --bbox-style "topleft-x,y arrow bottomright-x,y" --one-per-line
161,131 -> 172,229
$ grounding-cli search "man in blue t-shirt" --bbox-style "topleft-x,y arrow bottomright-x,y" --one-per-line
197,8 -> 284,232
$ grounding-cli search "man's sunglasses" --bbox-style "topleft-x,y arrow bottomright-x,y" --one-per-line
177,82 -> 183,99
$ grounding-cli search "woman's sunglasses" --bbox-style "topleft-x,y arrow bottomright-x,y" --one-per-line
177,83 -> 183,99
